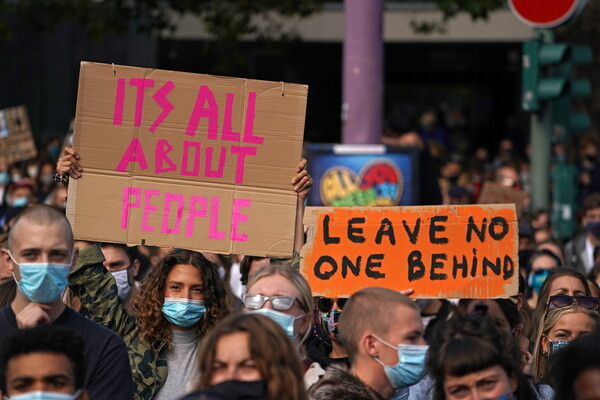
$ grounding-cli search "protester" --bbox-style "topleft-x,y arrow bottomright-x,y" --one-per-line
526,249 -> 562,309
4,179 -> 35,209
565,192 -> 600,274
416,298 -> 456,342
458,299 -> 531,371
0,326 -> 88,400
406,299 -> 552,400
306,297 -> 350,368
243,264 -> 322,387
548,332 -> 600,400
181,312 -> 307,400
309,287 -> 426,400
531,300 -> 599,384
33,159 -> 56,202
530,268 -> 591,342
69,247 -> 228,399
576,136 -> 600,205
99,242 -> 141,314
0,205 -> 133,399
426,315 -> 537,400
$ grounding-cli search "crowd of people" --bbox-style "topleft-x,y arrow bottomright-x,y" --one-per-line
1,123 -> 600,400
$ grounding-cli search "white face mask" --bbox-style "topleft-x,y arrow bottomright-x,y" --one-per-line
110,269 -> 131,300
4,389 -> 82,400
27,166 -> 39,180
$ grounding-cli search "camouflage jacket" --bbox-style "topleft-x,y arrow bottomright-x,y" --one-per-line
69,244 -> 168,400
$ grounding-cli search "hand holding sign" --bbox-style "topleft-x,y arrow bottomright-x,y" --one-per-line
67,62 -> 308,257
56,147 -> 82,182
293,159 -> 313,200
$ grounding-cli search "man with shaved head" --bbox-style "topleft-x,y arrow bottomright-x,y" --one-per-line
309,287 -> 428,400
0,205 -> 133,399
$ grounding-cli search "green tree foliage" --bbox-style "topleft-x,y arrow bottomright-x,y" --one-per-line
0,0 -> 510,41
0,0 -> 323,41
410,0 -> 504,34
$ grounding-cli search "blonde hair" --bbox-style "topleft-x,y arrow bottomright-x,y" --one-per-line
531,303 -> 599,382
246,264 -> 314,344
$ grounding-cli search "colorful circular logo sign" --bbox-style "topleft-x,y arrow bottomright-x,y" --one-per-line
319,159 -> 403,206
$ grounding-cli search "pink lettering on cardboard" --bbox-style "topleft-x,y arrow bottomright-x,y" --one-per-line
129,78 -> 154,127
150,81 -> 175,133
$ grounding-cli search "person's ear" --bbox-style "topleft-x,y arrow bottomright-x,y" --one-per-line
541,335 -> 550,355
2,248 -> 14,274
362,333 -> 380,358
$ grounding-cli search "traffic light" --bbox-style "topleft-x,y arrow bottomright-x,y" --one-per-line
552,45 -> 592,140
521,39 -> 571,112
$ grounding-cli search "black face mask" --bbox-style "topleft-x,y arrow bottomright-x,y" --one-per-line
585,154 -> 597,162
211,380 -> 267,400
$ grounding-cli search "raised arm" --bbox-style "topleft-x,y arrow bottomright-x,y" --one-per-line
292,159 -> 313,253
69,243 -> 137,337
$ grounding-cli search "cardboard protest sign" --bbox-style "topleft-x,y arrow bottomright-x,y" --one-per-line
478,181 -> 526,217
300,204 -> 518,298
67,62 -> 307,257
0,106 -> 37,164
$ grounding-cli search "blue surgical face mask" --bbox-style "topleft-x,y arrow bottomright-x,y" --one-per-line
528,269 -> 550,294
9,252 -> 73,304
5,389 -> 82,400
0,171 -> 9,186
372,335 -> 429,389
49,145 -> 61,160
548,338 -> 570,355
161,298 -> 206,327
12,196 -> 28,207
248,308 -> 304,338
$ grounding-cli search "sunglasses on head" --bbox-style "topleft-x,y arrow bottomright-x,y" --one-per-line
317,297 -> 348,313
243,293 -> 297,311
548,294 -> 600,310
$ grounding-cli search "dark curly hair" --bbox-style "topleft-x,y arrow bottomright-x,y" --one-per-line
133,249 -> 228,349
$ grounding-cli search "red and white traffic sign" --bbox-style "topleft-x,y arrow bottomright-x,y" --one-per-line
508,0 -> 581,28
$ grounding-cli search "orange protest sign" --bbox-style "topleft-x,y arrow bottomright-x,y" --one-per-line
300,204 -> 518,299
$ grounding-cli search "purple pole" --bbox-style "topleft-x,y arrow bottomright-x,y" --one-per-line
342,0 -> 384,144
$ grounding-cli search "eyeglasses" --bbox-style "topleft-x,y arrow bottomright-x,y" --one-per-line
243,293 -> 297,311
317,297 -> 348,313
548,294 -> 600,310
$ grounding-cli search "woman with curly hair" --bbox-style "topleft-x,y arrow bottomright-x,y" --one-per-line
181,312 -> 307,400
69,247 -> 228,400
